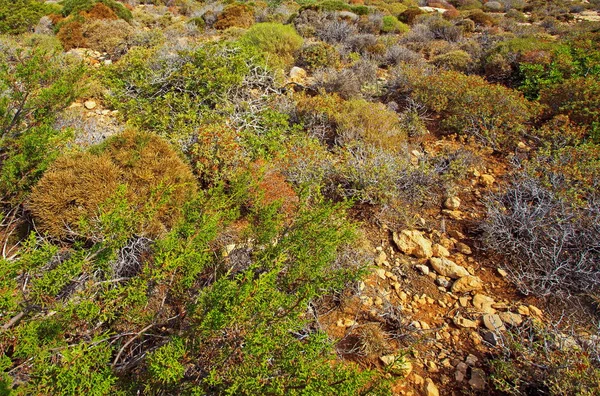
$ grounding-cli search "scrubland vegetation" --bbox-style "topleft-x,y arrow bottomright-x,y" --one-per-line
0,0 -> 599,394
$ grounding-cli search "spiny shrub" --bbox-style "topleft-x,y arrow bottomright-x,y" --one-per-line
482,175 -> 600,297
239,22 -> 303,69
61,0 -> 132,22
29,130 -> 197,239
430,49 -> 471,71
214,4 -> 254,30
412,70 -> 540,149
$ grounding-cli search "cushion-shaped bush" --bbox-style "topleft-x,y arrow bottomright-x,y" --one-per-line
214,4 -> 254,30
296,41 -> 340,71
381,15 -> 410,33
29,130 -> 197,239
239,22 -> 303,68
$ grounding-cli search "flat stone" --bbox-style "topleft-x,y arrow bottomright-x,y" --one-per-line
454,316 -> 478,328
456,242 -> 472,255
430,257 -> 470,279
432,243 -> 450,257
469,368 -> 486,390
451,275 -> 483,293
416,264 -> 430,275
393,230 -> 433,258
482,330 -> 499,346
84,100 -> 97,110
497,268 -> 508,277
483,314 -> 505,332
499,312 -> 523,326
424,378 -> 439,396
473,294 -> 496,314
444,196 -> 461,210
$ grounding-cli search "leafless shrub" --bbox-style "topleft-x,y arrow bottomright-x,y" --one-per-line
345,33 -> 378,54
398,98 -> 430,137
401,23 -> 434,43
311,59 -> 377,99
383,45 -> 424,67
482,176 -> 600,297
111,237 -> 153,279
317,20 -> 358,44
54,107 -> 124,146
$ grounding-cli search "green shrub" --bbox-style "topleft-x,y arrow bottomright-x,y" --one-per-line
296,41 -> 340,71
381,15 -> 409,33
412,71 -> 540,149
61,0 -> 132,22
239,22 -> 303,68
0,0 -> 58,34
430,49 -> 471,71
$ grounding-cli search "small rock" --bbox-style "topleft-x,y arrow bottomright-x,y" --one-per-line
430,257 -> 470,279
497,268 -> 508,277
473,294 -> 496,314
84,100 -> 97,110
469,368 -> 486,390
456,362 -> 468,373
448,230 -> 465,239
465,354 -> 478,366
528,305 -> 543,318
482,314 -> 505,332
499,312 -> 523,326
439,237 -> 455,250
454,316 -> 478,328
393,230 -> 433,258
480,174 -> 496,187
436,277 -> 451,288
424,378 -> 439,396
459,296 -> 469,307
517,305 -> 530,315
442,209 -> 463,220
456,242 -> 472,255
451,275 -> 483,293
482,330 -> 499,346
380,354 -> 396,366
289,66 -> 307,83
444,196 -> 461,210
375,268 -> 386,280
432,243 -> 450,258
374,251 -> 387,265
415,264 -> 430,275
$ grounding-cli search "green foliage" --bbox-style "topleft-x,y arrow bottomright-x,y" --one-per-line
297,41 -> 340,71
61,0 -> 133,22
430,49 -> 471,71
0,40 -> 84,203
412,70 -> 540,149
239,22 -> 303,69
146,338 -> 187,386
381,15 -> 409,33
0,0 -> 58,34
104,43 -> 257,143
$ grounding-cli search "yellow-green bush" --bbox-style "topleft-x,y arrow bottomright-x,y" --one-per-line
29,130 -> 197,239
239,22 -> 303,69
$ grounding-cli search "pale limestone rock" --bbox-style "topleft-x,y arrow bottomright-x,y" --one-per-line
393,230 -> 433,258
430,257 -> 469,279
451,275 -> 483,293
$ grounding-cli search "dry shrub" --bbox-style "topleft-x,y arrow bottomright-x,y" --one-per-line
214,4 -> 254,30
57,21 -> 87,51
249,160 -> 299,220
29,153 -> 121,238
29,130 -> 197,239
81,2 -> 118,20
82,19 -> 134,58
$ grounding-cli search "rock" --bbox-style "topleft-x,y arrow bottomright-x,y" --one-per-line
482,330 -> 499,346
424,378 -> 439,396
469,368 -> 486,390
456,242 -> 472,255
415,264 -> 430,275
439,237 -> 455,250
473,294 -> 496,314
483,0 -> 503,12
374,251 -> 387,265
451,276 -> 483,293
444,196 -> 461,210
459,296 -> 469,307
465,354 -> 478,366
456,361 -> 468,373
483,314 -> 505,332
337,10 -> 360,21
499,312 -> 523,326
517,305 -> 530,315
448,230 -> 465,239
430,257 -> 469,279
380,354 -> 396,366
497,268 -> 508,277
375,268 -> 386,280
84,100 -> 97,110
393,230 -> 433,258
528,305 -> 543,318
432,243 -> 450,257
480,174 -> 496,187
442,209 -> 463,220
436,277 -> 451,288
289,66 -> 307,83
454,316 -> 478,328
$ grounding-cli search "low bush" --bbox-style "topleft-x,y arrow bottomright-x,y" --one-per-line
239,22 -> 303,69
411,70 -> 540,149
61,0 -> 132,22
214,4 -> 254,30
482,175 -> 600,296
0,0 -> 58,34
29,130 -> 197,240
296,41 -> 340,71
381,15 -> 409,33
430,49 -> 471,70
